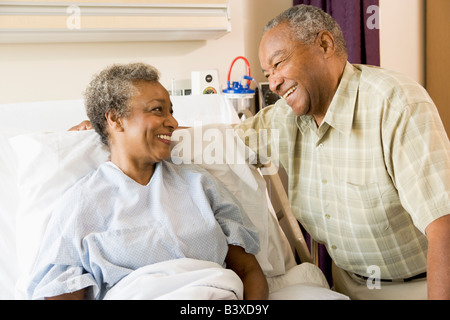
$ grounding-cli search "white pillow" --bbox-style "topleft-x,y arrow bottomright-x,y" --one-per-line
11,128 -> 293,298
0,99 -> 87,299
0,135 -> 20,299
11,130 -> 110,298
171,124 -> 294,276
171,95 -> 240,127
0,99 -> 87,138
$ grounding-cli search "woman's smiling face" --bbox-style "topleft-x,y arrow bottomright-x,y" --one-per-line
120,81 -> 178,165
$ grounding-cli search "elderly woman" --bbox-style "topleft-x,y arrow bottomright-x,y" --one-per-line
27,63 -> 268,300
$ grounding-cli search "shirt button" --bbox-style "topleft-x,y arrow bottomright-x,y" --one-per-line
318,143 -> 324,149
325,214 -> 331,220
331,245 -> 337,250
322,179 -> 328,184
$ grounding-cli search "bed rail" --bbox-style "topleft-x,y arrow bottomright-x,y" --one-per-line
263,165 -> 314,265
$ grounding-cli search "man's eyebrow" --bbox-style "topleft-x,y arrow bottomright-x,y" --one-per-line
261,50 -> 285,73
270,50 -> 285,60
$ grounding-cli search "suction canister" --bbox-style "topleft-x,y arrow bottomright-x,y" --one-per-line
222,56 -> 255,118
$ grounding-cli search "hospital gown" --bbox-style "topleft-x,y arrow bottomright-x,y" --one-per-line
27,160 -> 260,300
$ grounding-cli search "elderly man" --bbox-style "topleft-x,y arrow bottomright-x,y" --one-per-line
235,5 -> 450,299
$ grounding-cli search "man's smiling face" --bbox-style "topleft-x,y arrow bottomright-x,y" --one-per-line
259,22 -> 332,120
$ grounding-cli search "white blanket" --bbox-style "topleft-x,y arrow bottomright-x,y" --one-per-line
104,258 -> 243,300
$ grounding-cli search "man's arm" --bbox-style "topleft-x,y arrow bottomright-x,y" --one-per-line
225,245 -> 268,300
426,214 -> 450,300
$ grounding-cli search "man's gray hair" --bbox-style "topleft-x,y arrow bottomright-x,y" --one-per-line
264,4 -> 347,57
84,62 -> 160,146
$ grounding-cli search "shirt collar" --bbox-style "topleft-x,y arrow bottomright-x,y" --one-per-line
296,62 -> 361,135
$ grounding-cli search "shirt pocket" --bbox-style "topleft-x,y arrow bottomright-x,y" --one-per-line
338,181 -> 396,233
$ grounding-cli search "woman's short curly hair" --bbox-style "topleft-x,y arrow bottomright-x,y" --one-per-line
84,62 -> 160,146
264,4 -> 347,58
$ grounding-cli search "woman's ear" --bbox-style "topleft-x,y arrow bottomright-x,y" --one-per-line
105,110 -> 124,132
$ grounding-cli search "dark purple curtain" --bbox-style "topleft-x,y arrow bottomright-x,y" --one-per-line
293,0 -> 380,66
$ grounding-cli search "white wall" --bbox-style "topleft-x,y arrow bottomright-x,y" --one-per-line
2,0 -> 425,104
242,0 -> 293,84
379,0 -> 425,85
0,0 -> 244,103
0,0 -> 291,104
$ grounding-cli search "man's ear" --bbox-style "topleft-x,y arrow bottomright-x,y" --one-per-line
105,110 -> 124,132
316,30 -> 336,58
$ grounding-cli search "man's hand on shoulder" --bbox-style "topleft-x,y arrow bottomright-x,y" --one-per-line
69,120 -> 93,131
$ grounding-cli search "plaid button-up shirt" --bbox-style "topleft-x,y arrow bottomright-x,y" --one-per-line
236,62 -> 450,279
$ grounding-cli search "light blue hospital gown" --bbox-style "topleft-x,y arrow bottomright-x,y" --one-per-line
27,160 -> 260,300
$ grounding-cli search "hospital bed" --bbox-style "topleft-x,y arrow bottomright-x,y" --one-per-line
0,95 -> 348,300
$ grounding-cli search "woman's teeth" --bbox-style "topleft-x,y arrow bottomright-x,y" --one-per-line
157,134 -> 171,140
283,86 -> 297,100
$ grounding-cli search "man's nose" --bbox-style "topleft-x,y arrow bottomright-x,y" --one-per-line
269,74 -> 283,95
